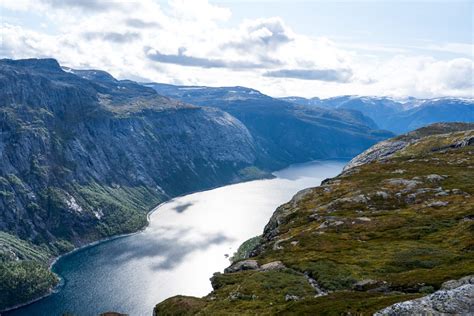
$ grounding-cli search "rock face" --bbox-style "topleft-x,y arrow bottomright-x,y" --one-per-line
375,276 -> 474,315
0,58 -> 263,246
0,58 -> 266,310
145,83 -> 394,169
154,123 -> 474,315
224,260 -> 259,273
344,122 -> 474,170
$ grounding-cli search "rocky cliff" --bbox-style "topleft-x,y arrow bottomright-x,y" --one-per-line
154,123 -> 474,315
0,58 -> 265,310
145,83 -> 394,169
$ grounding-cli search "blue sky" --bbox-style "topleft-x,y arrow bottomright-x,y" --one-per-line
222,1 -> 473,44
1,0 -> 472,97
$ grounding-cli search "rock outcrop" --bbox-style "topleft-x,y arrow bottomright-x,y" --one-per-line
376,276 -> 474,315
345,122 -> 474,170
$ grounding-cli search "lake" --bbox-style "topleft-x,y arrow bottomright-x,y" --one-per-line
7,160 -> 346,316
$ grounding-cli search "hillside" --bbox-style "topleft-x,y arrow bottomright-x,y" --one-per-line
0,58 -> 395,311
0,58 -> 265,310
145,83 -> 392,169
154,123 -> 474,315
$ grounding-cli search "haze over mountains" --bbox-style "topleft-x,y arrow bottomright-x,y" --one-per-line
281,95 -> 474,134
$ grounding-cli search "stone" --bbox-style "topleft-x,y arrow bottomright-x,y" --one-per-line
353,279 -> 383,291
224,260 -> 259,273
375,277 -> 474,315
285,294 -> 300,301
426,174 -> 445,182
376,191 -> 389,199
260,261 -> 286,271
441,275 -> 474,290
426,201 -> 449,208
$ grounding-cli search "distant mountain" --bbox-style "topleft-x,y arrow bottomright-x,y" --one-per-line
385,98 -> 474,133
144,83 -> 393,169
281,95 -> 474,134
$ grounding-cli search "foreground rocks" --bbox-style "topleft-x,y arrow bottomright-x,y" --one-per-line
376,276 -> 474,315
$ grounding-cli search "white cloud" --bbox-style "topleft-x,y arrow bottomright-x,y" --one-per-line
0,0 -> 472,98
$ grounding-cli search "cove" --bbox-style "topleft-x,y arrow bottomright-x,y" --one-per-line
7,160 -> 346,316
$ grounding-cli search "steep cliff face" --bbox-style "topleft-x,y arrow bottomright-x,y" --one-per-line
0,58 -> 264,310
145,84 -> 393,169
154,123 -> 474,315
0,58 -> 262,245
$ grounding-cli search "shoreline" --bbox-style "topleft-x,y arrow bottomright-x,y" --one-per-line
0,171 -> 277,314
1,158 -> 350,314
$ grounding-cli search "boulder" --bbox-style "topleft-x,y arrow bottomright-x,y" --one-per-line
375,276 -> 474,315
260,261 -> 286,271
224,260 -> 259,273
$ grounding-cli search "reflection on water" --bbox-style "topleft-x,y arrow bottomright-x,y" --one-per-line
7,160 -> 346,316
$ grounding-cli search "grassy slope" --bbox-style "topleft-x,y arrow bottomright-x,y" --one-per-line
0,233 -> 58,309
155,129 -> 474,315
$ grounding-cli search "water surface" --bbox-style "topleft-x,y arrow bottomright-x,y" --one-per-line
7,160 -> 346,316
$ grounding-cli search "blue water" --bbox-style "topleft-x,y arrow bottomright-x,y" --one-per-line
6,160 -> 346,316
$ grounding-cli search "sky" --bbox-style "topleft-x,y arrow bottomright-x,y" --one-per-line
0,0 -> 473,98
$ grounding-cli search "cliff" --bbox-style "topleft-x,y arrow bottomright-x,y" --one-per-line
0,58 -> 264,310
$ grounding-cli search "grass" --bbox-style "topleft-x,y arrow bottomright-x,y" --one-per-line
0,233 -> 58,310
154,129 -> 474,315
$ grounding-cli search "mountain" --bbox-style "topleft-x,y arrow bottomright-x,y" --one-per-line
0,59 -> 394,311
282,95 -> 474,134
144,83 -> 393,169
154,123 -> 474,315
0,58 -> 268,310
385,98 -> 474,133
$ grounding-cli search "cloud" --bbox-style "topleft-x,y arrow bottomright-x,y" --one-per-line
146,47 -> 278,69
223,17 -> 293,52
40,0 -> 116,12
264,68 -> 353,82
125,18 -> 160,29
83,32 -> 141,43
0,0 -> 472,99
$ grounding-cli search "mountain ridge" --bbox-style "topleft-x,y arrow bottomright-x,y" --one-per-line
281,95 -> 474,134
0,58 -> 391,311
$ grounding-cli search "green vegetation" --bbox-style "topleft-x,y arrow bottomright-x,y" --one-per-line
231,235 -> 262,263
0,181 -> 163,311
154,129 -> 474,315
0,261 -> 58,310
0,233 -> 58,310
237,167 -> 273,182
77,183 -> 162,237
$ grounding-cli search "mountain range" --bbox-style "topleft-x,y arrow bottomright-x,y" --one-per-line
0,58 -> 472,312
0,59 -> 390,311
280,95 -> 474,134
